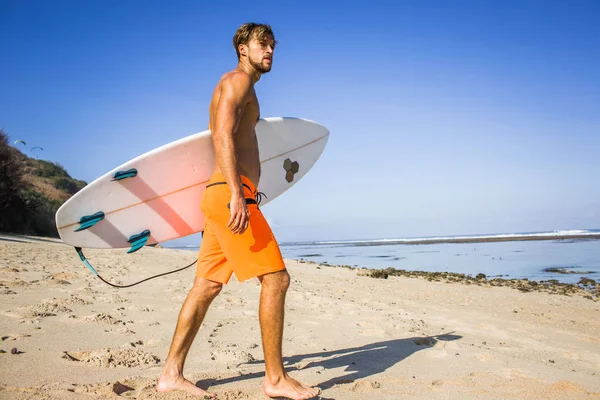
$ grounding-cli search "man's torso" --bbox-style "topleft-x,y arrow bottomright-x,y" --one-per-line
208,71 -> 261,187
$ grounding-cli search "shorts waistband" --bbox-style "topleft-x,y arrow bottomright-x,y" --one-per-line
207,172 -> 257,194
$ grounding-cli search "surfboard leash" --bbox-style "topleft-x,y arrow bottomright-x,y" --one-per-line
74,247 -> 197,288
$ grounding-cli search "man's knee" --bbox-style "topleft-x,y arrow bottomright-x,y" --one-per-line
261,269 -> 290,292
192,277 -> 223,298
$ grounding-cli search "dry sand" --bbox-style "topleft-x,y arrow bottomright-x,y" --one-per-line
0,234 -> 599,399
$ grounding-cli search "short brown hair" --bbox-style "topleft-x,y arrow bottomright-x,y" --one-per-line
233,23 -> 276,59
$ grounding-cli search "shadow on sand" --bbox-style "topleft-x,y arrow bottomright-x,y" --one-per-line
196,333 -> 461,398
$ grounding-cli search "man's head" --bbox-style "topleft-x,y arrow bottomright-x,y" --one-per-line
233,23 -> 277,74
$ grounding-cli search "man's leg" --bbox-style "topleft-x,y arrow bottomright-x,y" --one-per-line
157,277 -> 222,397
258,270 -> 321,400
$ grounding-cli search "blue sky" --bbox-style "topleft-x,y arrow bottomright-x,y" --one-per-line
1,0 -> 599,244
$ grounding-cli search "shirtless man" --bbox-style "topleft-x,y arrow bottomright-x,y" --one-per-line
156,23 -> 321,400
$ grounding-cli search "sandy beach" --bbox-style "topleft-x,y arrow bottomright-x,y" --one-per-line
0,235 -> 599,399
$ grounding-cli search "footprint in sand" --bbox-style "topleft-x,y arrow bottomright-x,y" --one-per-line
45,272 -> 78,285
84,313 -> 130,326
210,347 -> 256,364
0,279 -> 29,287
62,346 -> 160,368
208,321 -> 226,346
54,295 -> 92,306
104,328 -> 136,335
350,379 -> 382,392
65,381 -> 136,396
19,300 -> 73,318
412,337 -> 436,346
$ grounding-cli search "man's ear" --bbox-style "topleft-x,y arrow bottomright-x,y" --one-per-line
238,44 -> 248,58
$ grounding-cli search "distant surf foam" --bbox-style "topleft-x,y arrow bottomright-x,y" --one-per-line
305,229 -> 600,246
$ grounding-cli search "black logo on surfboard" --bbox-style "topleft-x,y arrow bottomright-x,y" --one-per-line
283,159 -> 299,182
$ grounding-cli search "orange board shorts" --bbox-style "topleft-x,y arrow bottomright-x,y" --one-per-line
196,172 -> 286,284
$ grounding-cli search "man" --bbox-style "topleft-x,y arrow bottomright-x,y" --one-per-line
156,23 -> 321,400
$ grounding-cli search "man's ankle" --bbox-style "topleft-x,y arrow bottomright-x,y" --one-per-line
161,362 -> 183,378
264,372 -> 286,386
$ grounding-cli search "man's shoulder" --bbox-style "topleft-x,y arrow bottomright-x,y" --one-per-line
220,69 -> 252,89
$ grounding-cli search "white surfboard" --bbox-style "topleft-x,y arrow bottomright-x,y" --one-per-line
55,117 -> 329,251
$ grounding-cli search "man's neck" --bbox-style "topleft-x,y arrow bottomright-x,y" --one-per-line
237,59 -> 261,84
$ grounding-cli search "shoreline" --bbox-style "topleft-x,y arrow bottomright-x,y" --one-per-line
294,259 -> 600,301
3,233 -> 597,292
2,233 -> 597,294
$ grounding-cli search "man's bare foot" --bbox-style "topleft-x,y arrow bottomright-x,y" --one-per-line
156,373 -> 216,398
263,374 -> 321,400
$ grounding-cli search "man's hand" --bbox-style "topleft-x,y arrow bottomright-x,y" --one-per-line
228,192 -> 250,234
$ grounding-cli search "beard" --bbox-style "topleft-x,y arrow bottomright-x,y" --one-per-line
249,55 -> 272,73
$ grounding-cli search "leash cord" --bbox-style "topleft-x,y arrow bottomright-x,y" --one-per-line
75,247 -> 197,288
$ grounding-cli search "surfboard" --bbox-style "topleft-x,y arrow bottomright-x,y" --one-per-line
55,117 -> 329,252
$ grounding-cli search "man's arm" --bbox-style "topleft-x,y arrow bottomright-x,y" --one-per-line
212,72 -> 252,234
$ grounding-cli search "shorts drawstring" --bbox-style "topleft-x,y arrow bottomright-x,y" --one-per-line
207,181 -> 266,209
256,191 -> 267,206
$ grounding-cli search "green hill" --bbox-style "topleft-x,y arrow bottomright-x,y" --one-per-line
0,129 -> 87,237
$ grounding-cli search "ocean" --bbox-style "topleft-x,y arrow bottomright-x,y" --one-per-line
168,229 -> 600,284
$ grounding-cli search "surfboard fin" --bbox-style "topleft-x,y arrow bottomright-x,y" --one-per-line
111,168 -> 138,181
127,230 -> 151,254
74,212 -> 105,232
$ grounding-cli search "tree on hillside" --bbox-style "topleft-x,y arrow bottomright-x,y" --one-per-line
0,129 -> 26,231
1,129 -> 82,236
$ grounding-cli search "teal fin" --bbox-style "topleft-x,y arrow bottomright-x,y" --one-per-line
127,230 -> 151,254
112,168 -> 138,181
75,211 -> 105,232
